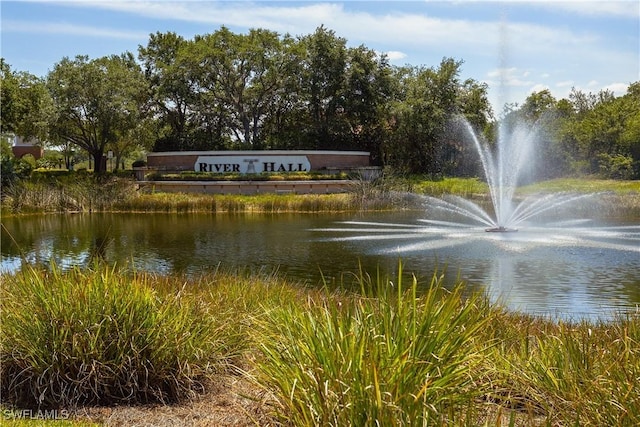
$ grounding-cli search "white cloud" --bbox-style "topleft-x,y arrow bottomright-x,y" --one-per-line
457,0 -> 639,17
531,1 -> 640,18
24,1 -> 614,61
528,83 -> 549,93
555,80 -> 574,88
486,67 -> 534,87
603,82 -> 630,95
10,0 -> 637,110
1,19 -> 146,40
384,51 -> 407,62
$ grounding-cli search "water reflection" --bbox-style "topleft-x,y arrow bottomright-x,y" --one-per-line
2,212 -> 639,320
315,217 -> 640,319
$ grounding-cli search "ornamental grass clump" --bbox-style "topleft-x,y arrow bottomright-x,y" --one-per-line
0,265 -> 245,409
510,316 -> 640,426
254,265 -> 491,426
476,308 -> 640,425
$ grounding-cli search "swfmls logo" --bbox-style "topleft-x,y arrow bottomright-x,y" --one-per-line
2,409 -> 70,420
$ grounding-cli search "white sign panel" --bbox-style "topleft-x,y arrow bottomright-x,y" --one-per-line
195,155 -> 311,174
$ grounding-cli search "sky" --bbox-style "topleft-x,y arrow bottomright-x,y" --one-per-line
2,0 -> 639,113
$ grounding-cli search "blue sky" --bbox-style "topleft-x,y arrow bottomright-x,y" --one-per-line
2,0 -> 639,112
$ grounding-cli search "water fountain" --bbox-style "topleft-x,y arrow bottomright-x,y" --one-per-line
312,113 -> 639,319
422,116 -> 596,232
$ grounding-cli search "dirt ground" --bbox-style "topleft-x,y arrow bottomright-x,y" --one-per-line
73,374 -> 276,427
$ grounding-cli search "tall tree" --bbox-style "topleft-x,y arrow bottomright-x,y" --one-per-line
0,59 -> 54,142
188,27 -> 292,148
47,54 -> 148,173
139,32 -> 206,151
341,45 -> 393,163
299,26 -> 348,149
620,82 -> 640,177
385,58 -> 489,175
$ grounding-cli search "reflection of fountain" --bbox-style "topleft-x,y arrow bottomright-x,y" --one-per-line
424,117 -> 595,231
315,217 -> 640,320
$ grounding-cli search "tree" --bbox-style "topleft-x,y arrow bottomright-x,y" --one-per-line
188,27 -> 293,148
47,54 -> 149,173
341,45 -> 393,163
518,89 -> 556,124
298,26 -> 348,149
138,32 -> 204,151
261,27 -> 393,157
107,117 -> 157,170
385,58 -> 491,175
0,59 -> 54,142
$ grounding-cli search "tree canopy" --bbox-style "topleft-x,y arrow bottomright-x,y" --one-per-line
1,25 -> 638,178
46,53 -> 149,173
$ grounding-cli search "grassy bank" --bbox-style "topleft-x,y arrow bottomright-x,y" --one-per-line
1,264 -> 638,426
2,172 -> 639,216
519,177 -> 640,194
0,173 -> 406,215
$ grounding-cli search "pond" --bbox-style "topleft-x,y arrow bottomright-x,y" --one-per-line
2,210 -> 639,320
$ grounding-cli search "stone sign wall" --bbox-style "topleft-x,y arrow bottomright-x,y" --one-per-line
146,150 -> 371,173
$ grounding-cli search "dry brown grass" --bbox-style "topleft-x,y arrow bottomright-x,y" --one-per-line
72,373 -> 275,427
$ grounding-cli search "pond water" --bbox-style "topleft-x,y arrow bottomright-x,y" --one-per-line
2,210 -> 639,320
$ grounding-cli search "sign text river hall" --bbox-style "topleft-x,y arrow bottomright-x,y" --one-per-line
195,155 -> 311,174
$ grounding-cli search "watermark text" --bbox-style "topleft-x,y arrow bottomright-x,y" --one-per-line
2,408 -> 70,420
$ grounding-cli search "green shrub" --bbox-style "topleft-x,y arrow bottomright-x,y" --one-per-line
1,156 -> 33,188
0,265 -> 246,409
597,153 -> 635,179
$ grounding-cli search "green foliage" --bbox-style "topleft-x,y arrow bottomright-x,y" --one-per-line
483,313 -> 640,426
119,192 -> 367,213
0,60 -> 54,141
411,176 -> 488,196
47,54 -> 149,173
1,138 -> 32,187
0,260 -> 639,424
254,266 -> 491,425
519,177 -> 640,194
147,170 -> 348,182
4,27 -> 640,181
597,153 -> 634,179
0,265 -> 247,409
1,156 -> 33,188
385,58 -> 492,175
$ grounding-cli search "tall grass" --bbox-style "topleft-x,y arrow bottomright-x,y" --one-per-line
517,317 -> 639,426
0,264 -> 247,409
477,308 -> 640,426
413,177 -> 489,197
253,264 -> 492,425
1,177 -> 397,214
3,172 -> 638,216
1,261 -> 638,425
1,175 -> 137,214
114,192 -> 365,213
520,178 -> 640,194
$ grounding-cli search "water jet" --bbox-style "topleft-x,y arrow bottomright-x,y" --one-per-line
421,116 -> 597,230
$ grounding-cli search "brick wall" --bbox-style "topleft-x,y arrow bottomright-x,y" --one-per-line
12,145 -> 44,160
